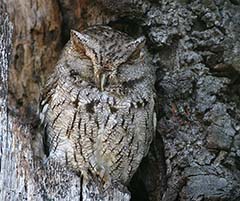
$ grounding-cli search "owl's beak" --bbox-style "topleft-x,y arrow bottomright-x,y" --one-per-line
95,71 -> 107,91
100,73 -> 107,91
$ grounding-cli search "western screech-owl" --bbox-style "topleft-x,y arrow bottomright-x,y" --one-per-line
40,26 -> 156,187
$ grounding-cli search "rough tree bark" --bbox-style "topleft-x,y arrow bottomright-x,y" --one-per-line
1,0 -> 240,201
0,8 -> 11,201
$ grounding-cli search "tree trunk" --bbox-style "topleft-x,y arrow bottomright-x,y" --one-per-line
1,0 -> 240,201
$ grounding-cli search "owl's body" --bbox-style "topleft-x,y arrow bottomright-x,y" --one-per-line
40,26 -> 155,186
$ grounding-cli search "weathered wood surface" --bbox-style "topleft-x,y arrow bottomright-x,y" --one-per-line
2,0 -> 62,113
0,9 -> 37,201
0,10 -> 14,201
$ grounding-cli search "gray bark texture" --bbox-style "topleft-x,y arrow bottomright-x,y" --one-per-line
1,0 -> 240,201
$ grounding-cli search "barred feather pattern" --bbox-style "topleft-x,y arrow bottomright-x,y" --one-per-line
40,26 -> 156,186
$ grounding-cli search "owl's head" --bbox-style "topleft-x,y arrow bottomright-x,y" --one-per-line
69,26 -> 146,91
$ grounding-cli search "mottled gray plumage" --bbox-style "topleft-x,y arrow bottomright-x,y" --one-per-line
40,26 -> 156,187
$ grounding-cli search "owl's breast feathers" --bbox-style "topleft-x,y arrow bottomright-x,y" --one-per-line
40,76 -> 155,184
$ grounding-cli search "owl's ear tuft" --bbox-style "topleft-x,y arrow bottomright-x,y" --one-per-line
125,36 -> 146,62
70,30 -> 99,62
70,30 -> 92,50
126,36 -> 146,51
